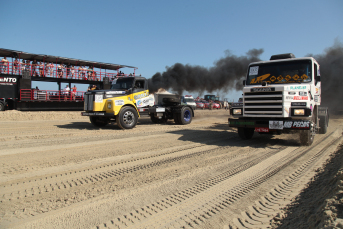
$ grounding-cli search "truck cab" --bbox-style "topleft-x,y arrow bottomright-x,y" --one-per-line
229,53 -> 329,146
181,95 -> 196,110
82,76 -> 194,129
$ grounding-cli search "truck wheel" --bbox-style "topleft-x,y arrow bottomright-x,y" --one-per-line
319,114 -> 328,134
116,106 -> 138,129
90,117 -> 109,127
178,107 -> 192,125
173,113 -> 181,124
238,127 -> 254,140
150,114 -> 167,124
0,102 -> 5,111
299,129 -> 314,146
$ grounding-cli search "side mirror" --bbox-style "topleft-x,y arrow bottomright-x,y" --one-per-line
315,75 -> 321,82
243,80 -> 246,86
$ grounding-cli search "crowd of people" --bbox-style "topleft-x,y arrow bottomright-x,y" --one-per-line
1,57 -> 132,80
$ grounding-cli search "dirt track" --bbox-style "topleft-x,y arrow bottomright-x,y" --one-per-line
0,110 -> 343,229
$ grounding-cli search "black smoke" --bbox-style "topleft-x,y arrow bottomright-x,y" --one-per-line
148,49 -> 263,95
148,41 -> 343,114
309,39 -> 343,114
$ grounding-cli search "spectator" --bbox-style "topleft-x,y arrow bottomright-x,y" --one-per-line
39,62 -> 44,77
91,85 -> 97,90
72,85 -> 77,100
31,60 -> 37,76
45,62 -> 50,77
64,85 -> 70,101
25,60 -> 31,71
87,66 -> 92,79
83,66 -> 87,80
224,100 -> 229,111
49,62 -> 54,77
66,63 -> 71,78
13,58 -> 19,74
87,86 -> 91,92
71,65 -> 75,78
21,60 -> 26,73
57,63 -> 63,78
1,57 -> 9,74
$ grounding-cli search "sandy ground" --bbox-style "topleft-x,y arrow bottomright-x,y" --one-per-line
0,109 -> 342,229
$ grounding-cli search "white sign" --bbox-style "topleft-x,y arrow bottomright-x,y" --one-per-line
249,66 -> 259,76
95,95 -> 103,103
115,100 -> 125,106
136,98 -> 150,107
269,120 -> 283,130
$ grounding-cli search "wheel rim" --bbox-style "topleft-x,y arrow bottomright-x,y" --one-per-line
123,111 -> 135,125
183,110 -> 191,122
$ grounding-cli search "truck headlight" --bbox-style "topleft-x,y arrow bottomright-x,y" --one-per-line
107,102 -> 112,109
233,108 -> 242,115
294,109 -> 305,115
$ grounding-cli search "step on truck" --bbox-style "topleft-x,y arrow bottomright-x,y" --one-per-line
229,53 -> 329,146
81,76 -> 194,129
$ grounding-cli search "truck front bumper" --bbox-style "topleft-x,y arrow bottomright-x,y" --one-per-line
228,117 -> 311,132
81,112 -> 114,117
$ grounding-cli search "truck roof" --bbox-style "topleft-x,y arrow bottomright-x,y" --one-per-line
0,48 -> 137,71
249,56 -> 318,66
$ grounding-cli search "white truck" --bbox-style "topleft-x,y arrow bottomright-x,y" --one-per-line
229,53 -> 329,146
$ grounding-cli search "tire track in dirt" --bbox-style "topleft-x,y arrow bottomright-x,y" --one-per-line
93,130 -> 341,229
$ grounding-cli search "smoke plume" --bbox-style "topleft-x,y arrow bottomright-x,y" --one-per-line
148,49 -> 263,95
148,40 -> 343,114
310,39 -> 343,114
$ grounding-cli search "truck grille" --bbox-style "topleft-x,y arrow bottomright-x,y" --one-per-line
84,94 -> 94,111
243,91 -> 283,116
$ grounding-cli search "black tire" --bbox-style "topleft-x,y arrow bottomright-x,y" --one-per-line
238,127 -> 254,140
173,112 -> 181,124
178,107 -> 192,125
150,114 -> 167,124
299,129 -> 314,146
90,116 -> 109,127
0,101 -> 5,111
116,106 -> 138,129
319,114 -> 328,134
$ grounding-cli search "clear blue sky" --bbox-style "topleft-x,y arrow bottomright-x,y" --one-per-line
1,0 -> 342,101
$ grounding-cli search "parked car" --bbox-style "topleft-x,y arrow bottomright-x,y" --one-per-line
195,101 -> 205,109
212,102 -> 221,109
201,100 -> 210,109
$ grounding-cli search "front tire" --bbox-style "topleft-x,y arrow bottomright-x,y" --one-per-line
238,127 -> 254,140
299,129 -> 314,146
116,106 -> 138,129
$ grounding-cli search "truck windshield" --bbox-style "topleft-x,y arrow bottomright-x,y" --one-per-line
247,60 -> 312,85
111,78 -> 133,90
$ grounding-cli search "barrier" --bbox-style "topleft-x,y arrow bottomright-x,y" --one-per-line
1,60 -> 134,81
20,89 -> 85,102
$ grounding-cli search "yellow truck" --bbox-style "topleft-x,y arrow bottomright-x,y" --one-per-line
81,76 -> 194,129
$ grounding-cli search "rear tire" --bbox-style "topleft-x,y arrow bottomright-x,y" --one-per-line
0,101 -> 5,111
90,117 -> 109,127
238,127 -> 254,140
116,106 -> 138,129
319,114 -> 328,134
179,107 -> 192,125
